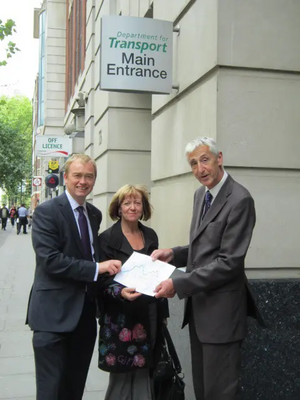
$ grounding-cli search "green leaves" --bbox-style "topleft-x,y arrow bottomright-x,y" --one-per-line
0,96 -> 32,203
0,19 -> 16,40
0,18 -> 20,66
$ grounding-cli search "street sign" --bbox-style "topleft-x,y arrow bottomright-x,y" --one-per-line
36,136 -> 72,157
48,161 -> 59,172
33,177 -> 42,187
100,16 -> 173,94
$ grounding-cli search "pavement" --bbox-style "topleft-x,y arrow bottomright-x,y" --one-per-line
0,223 -> 109,400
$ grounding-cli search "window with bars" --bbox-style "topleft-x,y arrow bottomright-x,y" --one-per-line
65,0 -> 86,108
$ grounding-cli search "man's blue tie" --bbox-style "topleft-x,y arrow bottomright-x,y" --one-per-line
202,191 -> 213,219
77,206 -> 93,261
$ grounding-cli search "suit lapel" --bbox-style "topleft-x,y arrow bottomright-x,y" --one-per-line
192,175 -> 233,241
140,223 -> 156,254
108,220 -> 132,257
194,189 -> 205,229
107,221 -> 155,257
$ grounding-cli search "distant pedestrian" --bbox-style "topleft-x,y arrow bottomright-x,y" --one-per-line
1,204 -> 9,230
9,206 -> 17,226
17,204 -> 28,234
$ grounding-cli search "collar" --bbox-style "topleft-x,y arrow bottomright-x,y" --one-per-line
108,220 -> 155,255
65,190 -> 87,212
206,169 -> 228,202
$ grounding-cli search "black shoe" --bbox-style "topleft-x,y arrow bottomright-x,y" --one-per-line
23,232 -> 27,234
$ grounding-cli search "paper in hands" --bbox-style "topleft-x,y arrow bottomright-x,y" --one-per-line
114,251 -> 175,296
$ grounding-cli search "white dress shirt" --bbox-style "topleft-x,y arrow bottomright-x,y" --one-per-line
206,169 -> 228,205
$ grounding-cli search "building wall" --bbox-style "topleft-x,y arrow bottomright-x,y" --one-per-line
40,1 -> 300,261
43,0 -> 66,134
63,0 -> 300,268
65,0 -> 154,227
150,0 -> 300,281
33,0 -> 67,204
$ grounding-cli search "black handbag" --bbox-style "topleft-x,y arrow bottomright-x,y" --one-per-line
154,324 -> 185,400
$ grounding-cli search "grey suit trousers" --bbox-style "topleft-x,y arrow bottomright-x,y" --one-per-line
189,313 -> 242,400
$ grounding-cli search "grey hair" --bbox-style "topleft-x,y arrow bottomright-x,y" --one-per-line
185,137 -> 219,157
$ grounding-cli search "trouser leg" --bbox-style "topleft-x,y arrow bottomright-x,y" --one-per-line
21,218 -> 27,233
33,331 -> 67,400
64,296 -> 97,400
189,317 -> 242,400
33,297 -> 96,400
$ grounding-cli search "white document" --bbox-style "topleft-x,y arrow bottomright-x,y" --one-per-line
114,251 -> 176,296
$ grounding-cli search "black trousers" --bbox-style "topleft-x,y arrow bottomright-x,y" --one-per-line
1,218 -> 7,229
18,217 -> 27,233
32,296 -> 97,400
189,315 -> 242,400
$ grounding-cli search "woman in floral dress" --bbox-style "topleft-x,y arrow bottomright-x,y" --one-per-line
97,184 -> 169,400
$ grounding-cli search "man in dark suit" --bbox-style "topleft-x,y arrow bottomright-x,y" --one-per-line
152,137 -> 265,400
26,154 -> 122,400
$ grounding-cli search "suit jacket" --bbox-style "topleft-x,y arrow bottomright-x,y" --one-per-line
26,192 -> 102,332
172,174 -> 265,344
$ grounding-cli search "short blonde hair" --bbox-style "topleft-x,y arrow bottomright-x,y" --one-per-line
109,184 -> 152,221
64,154 -> 97,178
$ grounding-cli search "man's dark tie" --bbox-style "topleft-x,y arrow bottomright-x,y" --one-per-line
77,206 -> 97,301
202,191 -> 213,219
77,206 -> 93,261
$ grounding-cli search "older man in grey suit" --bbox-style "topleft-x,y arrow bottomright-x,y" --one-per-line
152,137 -> 264,400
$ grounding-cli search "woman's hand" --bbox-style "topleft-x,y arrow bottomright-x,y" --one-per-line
121,287 -> 142,301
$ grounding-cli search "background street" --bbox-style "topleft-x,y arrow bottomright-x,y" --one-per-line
0,224 -> 109,400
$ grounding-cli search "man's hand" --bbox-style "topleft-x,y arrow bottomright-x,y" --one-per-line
98,260 -> 122,275
151,248 -> 174,263
121,287 -> 142,301
154,278 -> 176,298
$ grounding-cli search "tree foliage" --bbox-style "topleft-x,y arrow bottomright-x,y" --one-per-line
0,19 -> 20,66
0,96 -> 32,205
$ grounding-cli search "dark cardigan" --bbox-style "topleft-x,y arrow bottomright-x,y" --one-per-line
97,220 -> 169,373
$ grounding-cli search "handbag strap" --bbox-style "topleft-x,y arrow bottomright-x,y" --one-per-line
162,324 -> 182,374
